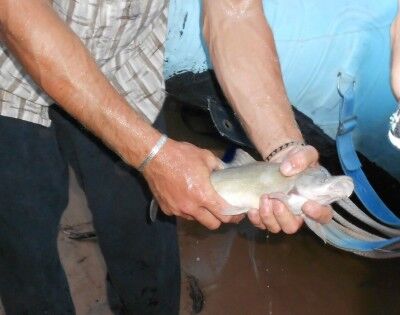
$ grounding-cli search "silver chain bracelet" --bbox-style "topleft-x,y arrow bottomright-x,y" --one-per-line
138,134 -> 168,172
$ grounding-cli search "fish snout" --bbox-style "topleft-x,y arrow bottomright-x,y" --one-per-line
328,176 -> 354,198
296,175 -> 354,205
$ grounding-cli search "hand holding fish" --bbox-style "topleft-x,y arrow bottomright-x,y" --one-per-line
243,144 -> 332,234
143,140 -> 244,229
202,0 -> 332,233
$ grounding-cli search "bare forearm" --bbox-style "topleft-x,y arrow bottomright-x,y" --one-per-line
203,0 -> 303,158
0,0 -> 160,167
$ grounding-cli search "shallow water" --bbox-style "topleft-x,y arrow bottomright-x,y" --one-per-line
179,219 -> 400,315
169,101 -> 400,315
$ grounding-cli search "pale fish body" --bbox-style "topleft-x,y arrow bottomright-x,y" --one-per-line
209,149 -> 400,258
211,162 -> 353,216
150,149 -> 400,258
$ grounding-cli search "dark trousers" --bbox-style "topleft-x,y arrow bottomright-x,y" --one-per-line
0,106 -> 180,315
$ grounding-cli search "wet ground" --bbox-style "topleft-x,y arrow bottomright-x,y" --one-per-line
1,100 -> 398,315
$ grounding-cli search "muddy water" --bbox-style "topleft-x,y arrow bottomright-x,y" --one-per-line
169,102 -> 400,315
179,219 -> 400,315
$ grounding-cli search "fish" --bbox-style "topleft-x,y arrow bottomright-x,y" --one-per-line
213,149 -> 400,258
150,149 -> 400,258
212,161 -> 353,217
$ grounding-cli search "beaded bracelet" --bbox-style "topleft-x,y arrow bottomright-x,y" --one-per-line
264,141 -> 306,162
138,134 -> 168,172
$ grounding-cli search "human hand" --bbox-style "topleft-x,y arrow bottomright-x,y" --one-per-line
143,140 -> 244,229
247,144 -> 333,234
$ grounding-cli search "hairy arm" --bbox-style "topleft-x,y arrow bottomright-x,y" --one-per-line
0,0 -> 239,229
203,0 -> 332,233
0,0 -> 160,167
203,0 -> 303,158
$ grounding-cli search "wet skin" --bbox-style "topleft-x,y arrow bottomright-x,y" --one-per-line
0,0 -> 331,232
203,0 -> 332,232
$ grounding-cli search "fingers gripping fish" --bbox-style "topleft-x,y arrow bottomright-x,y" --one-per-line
150,149 -> 400,258
216,149 -> 400,258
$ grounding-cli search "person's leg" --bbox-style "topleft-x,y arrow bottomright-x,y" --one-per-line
0,116 -> 74,314
50,107 -> 180,315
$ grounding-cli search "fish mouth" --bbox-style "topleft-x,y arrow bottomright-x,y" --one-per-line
315,178 -> 354,204
298,176 -> 354,205
329,177 -> 354,197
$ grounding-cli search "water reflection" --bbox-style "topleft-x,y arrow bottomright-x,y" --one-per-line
179,218 -> 400,315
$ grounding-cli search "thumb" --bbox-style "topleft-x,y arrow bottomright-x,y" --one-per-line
280,145 -> 319,176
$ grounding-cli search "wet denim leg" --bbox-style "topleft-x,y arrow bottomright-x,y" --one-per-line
0,116 -> 74,314
50,107 -> 180,315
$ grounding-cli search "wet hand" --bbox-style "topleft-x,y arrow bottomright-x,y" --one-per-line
247,144 -> 333,234
143,140 -> 244,229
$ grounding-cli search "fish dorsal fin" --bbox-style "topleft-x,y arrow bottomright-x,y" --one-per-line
224,149 -> 257,168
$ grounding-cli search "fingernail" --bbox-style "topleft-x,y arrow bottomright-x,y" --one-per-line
281,162 -> 293,175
